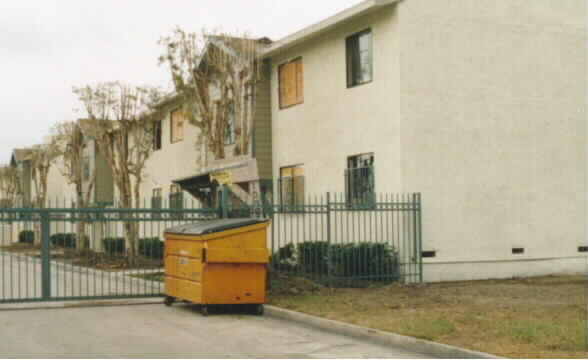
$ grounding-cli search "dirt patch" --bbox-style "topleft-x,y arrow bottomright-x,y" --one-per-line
268,274 -> 588,359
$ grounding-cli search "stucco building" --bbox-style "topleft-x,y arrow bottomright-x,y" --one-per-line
263,0 -> 587,281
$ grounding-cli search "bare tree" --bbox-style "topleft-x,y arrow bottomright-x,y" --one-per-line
0,165 -> 18,208
52,121 -> 96,249
158,28 -> 264,160
73,81 -> 162,261
29,143 -> 59,209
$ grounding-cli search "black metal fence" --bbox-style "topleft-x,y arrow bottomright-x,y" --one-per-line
231,192 -> 423,287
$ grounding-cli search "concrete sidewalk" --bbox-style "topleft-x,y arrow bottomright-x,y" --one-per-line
0,302 -> 429,358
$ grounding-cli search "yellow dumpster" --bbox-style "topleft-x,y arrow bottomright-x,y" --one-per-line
163,219 -> 270,315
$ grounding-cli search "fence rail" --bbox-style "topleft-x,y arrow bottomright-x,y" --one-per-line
232,192 -> 423,286
0,191 -> 422,304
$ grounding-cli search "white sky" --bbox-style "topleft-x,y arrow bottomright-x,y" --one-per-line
0,0 -> 362,163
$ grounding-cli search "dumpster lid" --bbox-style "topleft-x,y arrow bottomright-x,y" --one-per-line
164,218 -> 268,236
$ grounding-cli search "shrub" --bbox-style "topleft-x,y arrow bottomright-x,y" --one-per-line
50,233 -> 86,249
19,230 -> 34,244
270,243 -> 296,271
286,241 -> 400,283
329,243 -> 400,281
138,237 -> 164,259
102,237 -> 125,255
298,241 -> 330,274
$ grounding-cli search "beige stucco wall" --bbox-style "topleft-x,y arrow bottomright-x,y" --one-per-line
397,0 -> 587,280
270,5 -> 402,197
268,0 -> 587,281
45,155 -> 76,206
139,107 -> 204,206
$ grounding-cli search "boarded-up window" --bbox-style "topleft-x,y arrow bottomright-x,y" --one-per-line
170,109 -> 184,143
279,165 -> 305,210
279,58 -> 304,109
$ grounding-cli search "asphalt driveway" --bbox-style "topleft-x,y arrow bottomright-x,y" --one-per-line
0,302 -> 427,358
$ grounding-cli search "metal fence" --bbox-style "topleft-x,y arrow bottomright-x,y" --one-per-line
0,191 -> 422,304
232,192 -> 423,287
0,205 -> 217,304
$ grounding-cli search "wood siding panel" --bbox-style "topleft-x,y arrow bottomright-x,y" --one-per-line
254,62 -> 273,180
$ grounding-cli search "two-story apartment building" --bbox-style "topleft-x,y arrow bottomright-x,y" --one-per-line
263,0 -> 587,281
151,38 -> 274,210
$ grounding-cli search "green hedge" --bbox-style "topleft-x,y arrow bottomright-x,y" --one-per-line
138,238 -> 164,259
50,233 -> 89,249
102,237 -> 125,255
18,230 -> 34,244
329,243 -> 399,280
298,241 -> 330,274
272,241 -> 400,282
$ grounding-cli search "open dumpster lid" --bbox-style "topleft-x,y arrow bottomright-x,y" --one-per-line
164,218 -> 268,236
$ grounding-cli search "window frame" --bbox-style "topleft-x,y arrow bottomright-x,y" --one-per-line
346,28 -> 373,89
278,57 -> 304,110
153,120 -> 162,151
279,165 -> 305,212
345,153 -> 376,209
170,108 -> 185,144
224,104 -> 236,146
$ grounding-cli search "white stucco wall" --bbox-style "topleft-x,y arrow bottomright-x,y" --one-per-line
138,109 -> 203,205
268,0 -> 587,281
270,5 -> 402,197
45,155 -> 76,206
397,0 -> 587,280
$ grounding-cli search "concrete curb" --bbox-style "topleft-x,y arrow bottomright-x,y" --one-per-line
265,306 -> 502,359
0,298 -> 163,311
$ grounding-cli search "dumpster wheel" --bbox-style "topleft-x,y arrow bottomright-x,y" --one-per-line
255,304 -> 264,316
164,296 -> 176,307
201,305 -> 209,316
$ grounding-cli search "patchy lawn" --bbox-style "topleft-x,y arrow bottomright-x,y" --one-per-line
268,274 -> 587,359
130,272 -> 165,282
1,243 -> 162,271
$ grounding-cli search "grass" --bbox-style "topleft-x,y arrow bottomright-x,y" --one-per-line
268,274 -> 588,359
45,259 -> 586,358
131,272 -> 165,282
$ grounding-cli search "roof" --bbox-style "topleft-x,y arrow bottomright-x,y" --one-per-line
262,0 -> 400,58
11,149 -> 32,164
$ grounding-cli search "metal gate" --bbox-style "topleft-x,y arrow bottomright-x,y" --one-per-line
0,207 -> 217,303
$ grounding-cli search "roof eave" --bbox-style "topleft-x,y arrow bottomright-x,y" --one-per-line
261,0 -> 400,58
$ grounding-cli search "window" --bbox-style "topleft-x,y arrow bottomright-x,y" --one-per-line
224,104 -> 236,145
279,165 -> 305,211
169,184 -> 183,219
151,188 -> 162,219
153,120 -> 162,150
345,153 -> 375,208
82,156 -> 90,181
346,29 -> 373,88
170,109 -> 185,143
279,57 -> 304,109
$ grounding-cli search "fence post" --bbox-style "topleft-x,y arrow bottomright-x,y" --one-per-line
220,185 -> 229,219
326,192 -> 331,284
413,193 -> 423,283
40,210 -> 51,300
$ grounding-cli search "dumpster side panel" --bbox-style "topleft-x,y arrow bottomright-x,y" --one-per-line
167,255 -> 204,282
166,238 -> 203,258
202,264 -> 266,305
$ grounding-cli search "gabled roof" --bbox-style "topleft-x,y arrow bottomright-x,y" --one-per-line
10,148 -> 32,166
262,0 -> 400,58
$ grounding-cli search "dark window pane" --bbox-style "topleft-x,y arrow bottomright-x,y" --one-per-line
346,29 -> 372,87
